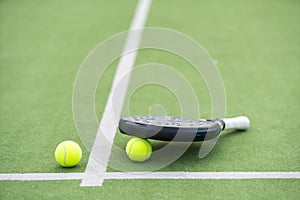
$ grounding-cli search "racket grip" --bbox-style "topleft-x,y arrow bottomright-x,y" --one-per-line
222,116 -> 250,130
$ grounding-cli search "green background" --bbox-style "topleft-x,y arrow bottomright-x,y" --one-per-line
1,0 -> 299,199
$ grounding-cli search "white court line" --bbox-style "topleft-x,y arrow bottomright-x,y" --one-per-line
80,0 -> 152,187
0,173 -> 84,181
1,172 -> 300,181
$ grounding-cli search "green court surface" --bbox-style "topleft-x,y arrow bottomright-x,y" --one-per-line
1,0 -> 299,199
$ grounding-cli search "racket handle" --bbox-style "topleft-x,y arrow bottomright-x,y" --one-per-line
222,116 -> 250,131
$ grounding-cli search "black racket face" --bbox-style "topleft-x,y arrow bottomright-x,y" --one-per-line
122,116 -> 206,128
119,116 -> 223,142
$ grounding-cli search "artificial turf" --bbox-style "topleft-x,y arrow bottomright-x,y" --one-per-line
1,0 -> 299,199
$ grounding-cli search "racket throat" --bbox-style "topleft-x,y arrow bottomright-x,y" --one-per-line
207,119 -> 226,130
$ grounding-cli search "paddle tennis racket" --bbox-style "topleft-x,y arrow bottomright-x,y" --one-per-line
119,116 -> 250,142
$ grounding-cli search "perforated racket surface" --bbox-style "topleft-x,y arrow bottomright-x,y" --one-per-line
119,116 -> 250,142
119,116 -> 224,141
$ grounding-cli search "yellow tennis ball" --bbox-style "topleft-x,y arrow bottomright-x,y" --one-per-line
126,137 -> 152,162
55,141 -> 82,167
